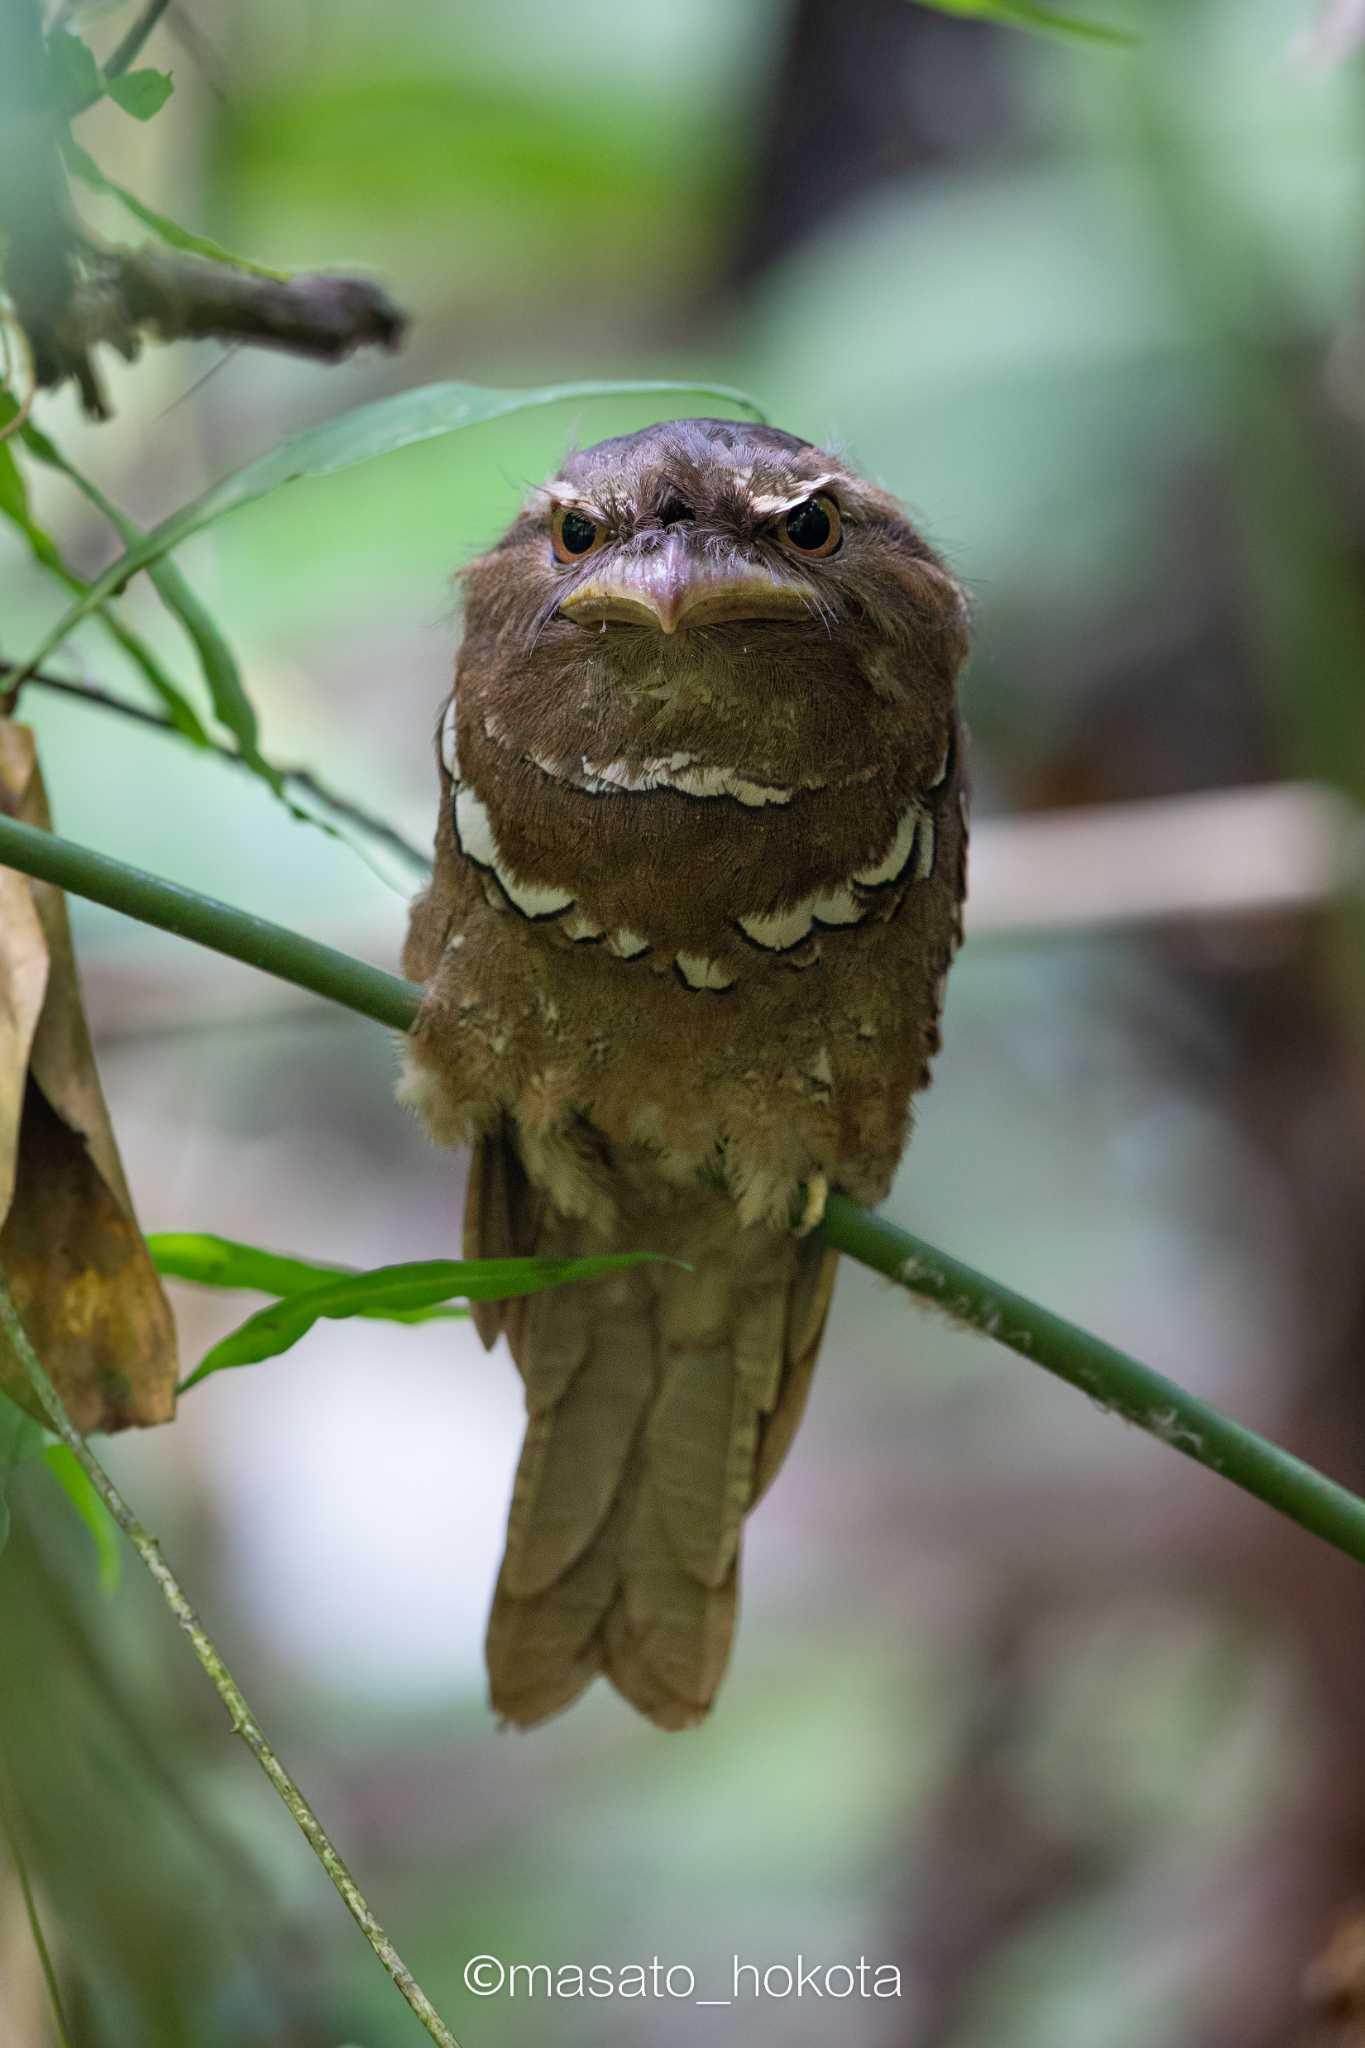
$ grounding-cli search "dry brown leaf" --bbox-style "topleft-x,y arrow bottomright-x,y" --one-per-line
0,722 -> 177,1431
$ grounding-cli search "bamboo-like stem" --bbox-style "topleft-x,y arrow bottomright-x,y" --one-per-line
0,812 -> 411,1029
0,1276 -> 462,2048
821,1196 -> 1365,1566
3,810 -> 1365,1573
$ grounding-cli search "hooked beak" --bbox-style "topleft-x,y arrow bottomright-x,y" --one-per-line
558,533 -> 813,635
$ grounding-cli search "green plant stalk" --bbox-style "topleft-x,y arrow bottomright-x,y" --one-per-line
0,1743 -> 74,2048
0,812 -> 410,1029
0,1275 -> 462,2048
4,811 -> 1365,1572
822,1196 -> 1365,1565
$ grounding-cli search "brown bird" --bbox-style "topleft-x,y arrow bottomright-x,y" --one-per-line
401,417 -> 968,1730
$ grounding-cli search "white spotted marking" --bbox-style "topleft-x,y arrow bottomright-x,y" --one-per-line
810,886 -> 863,926
606,929 -> 649,959
675,952 -> 736,991
440,699 -> 460,779
805,1047 -> 834,1091
561,910 -> 604,943
454,781 -> 572,919
853,807 -> 920,888
929,735 -> 951,788
497,871 -> 575,919
453,785 -> 497,868
739,903 -> 818,952
735,793 -> 935,951
914,815 -> 935,881
576,754 -> 800,807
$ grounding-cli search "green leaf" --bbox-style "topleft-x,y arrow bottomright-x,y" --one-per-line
148,1231 -> 468,1324
62,138 -> 287,278
44,1446 -> 121,1594
105,68 -> 174,121
179,1253 -> 678,1392
0,409 -> 211,744
0,1390 -> 45,1560
21,418 -> 263,764
14,413 -> 407,877
48,27 -> 103,112
912,0 -> 1136,44
13,376 -> 767,684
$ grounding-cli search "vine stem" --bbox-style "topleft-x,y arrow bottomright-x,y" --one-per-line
4,810 -> 1365,1576
0,1275 -> 462,2048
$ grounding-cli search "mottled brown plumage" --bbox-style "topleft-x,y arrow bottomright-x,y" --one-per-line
401,417 -> 968,1729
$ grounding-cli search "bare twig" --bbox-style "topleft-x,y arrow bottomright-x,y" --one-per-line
4,662 -> 431,874
111,244 -> 407,365
102,0 -> 172,81
0,1275 -> 463,2048
0,0 -> 407,413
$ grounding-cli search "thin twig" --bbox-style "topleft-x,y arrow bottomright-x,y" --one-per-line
0,1275 -> 463,2048
3,809 -> 1365,1572
3,662 -> 431,874
0,1741 -> 74,2048
102,0 -> 173,81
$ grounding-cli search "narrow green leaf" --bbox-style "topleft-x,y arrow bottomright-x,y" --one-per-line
179,1253 -> 677,1392
62,138 -> 286,278
22,419 -> 262,762
43,1446 -> 121,1594
913,0 -> 1136,43
0,409 -> 210,744
148,1230 -> 467,1324
14,377 -> 767,683
105,68 -> 173,120
0,1391 -> 45,1560
15,414 -> 405,876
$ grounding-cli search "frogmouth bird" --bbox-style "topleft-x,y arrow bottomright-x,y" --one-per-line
401,417 -> 968,1730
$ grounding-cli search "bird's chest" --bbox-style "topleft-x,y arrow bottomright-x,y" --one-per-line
451,749 -> 934,975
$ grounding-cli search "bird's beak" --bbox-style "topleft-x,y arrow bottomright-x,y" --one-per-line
558,533 -> 812,634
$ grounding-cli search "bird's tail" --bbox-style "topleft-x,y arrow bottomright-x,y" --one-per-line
468,1133 -> 836,1730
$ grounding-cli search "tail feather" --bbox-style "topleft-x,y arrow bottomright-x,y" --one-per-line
468,1131 -> 839,1730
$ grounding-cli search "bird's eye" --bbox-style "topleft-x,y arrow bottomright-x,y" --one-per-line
782,493 -> 841,557
551,506 -> 603,562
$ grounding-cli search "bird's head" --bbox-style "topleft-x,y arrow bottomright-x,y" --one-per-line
446,417 -> 966,829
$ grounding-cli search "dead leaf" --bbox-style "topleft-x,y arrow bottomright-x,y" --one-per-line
0,722 -> 177,1431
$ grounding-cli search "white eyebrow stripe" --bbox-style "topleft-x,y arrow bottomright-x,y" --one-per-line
747,474 -> 842,518
531,481 -> 609,518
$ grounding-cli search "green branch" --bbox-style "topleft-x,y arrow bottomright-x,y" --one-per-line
0,1273 -> 462,2048
3,811 -> 1365,1572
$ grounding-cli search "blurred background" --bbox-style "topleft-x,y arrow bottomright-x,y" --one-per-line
6,0 -> 1365,2042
